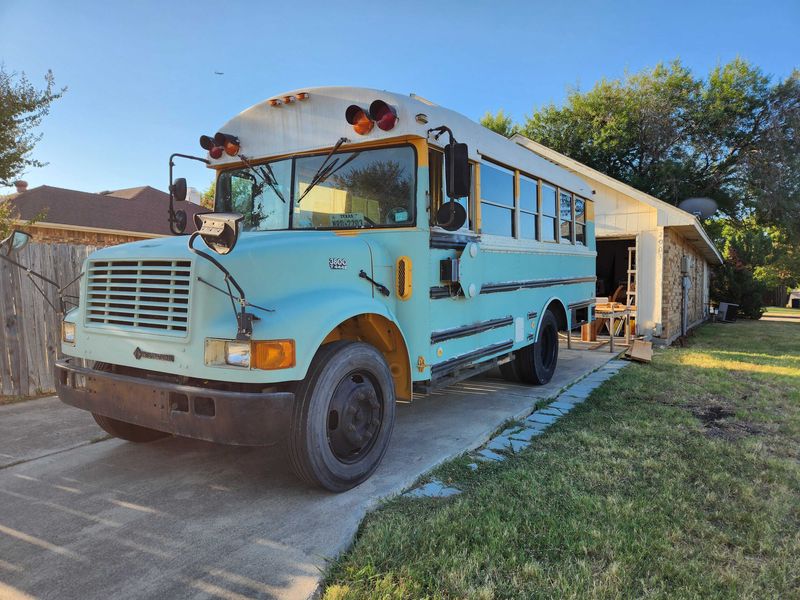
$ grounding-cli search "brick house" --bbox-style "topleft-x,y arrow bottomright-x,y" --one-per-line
512,135 -> 723,345
4,181 -> 207,247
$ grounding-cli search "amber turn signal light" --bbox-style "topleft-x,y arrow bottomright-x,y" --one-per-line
251,339 -> 296,370
345,104 -> 374,135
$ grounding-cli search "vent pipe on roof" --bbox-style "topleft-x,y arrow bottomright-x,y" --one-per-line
14,181 -> 28,193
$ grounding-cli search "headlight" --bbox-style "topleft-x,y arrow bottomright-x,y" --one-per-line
205,338 -> 295,370
225,341 -> 251,368
62,322 -> 76,344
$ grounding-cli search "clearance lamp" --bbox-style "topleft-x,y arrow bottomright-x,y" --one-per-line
369,100 -> 398,131
345,105 -> 374,135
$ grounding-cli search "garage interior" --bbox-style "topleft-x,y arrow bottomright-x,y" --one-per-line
564,237 -> 638,353
596,238 -> 637,304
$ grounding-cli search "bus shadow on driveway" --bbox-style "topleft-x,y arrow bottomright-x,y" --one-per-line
0,347 -> 613,600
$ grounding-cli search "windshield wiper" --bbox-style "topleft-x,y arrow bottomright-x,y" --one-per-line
295,137 -> 349,204
238,153 -> 286,204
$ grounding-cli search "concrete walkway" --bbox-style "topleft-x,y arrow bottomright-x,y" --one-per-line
0,348 -> 615,600
0,397 -> 105,468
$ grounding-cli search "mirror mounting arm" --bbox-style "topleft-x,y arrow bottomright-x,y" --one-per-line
168,153 -> 210,236
427,125 -> 466,230
0,251 -> 79,315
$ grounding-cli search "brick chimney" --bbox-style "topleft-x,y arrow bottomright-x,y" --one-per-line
14,180 -> 28,194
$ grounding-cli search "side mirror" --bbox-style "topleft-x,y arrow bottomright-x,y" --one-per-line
1,230 -> 32,255
444,142 -> 470,199
170,177 -> 187,202
435,200 -> 467,231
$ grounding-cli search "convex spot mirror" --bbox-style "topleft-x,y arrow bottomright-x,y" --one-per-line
435,201 -> 467,231
170,177 -> 187,202
444,142 -> 470,199
1,230 -> 31,255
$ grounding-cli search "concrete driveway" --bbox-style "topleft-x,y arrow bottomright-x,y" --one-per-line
0,348 -> 614,600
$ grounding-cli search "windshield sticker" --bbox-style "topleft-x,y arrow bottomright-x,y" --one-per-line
330,212 -> 365,228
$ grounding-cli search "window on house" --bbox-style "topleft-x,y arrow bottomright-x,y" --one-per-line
480,160 -> 515,237
559,190 -> 573,243
575,196 -> 586,245
541,183 -> 558,241
519,174 -> 538,240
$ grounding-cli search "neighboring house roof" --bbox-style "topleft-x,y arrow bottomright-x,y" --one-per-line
511,134 -> 723,265
5,185 -> 207,237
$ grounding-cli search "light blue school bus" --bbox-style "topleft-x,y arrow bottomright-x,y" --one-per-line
55,87 -> 596,491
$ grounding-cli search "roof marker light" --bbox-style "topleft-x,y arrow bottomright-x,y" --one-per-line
296,92 -> 309,100
369,100 -> 398,131
269,98 -> 282,107
282,95 -> 295,104
345,104 -> 374,135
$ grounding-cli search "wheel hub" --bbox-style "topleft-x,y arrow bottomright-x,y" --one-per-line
327,371 -> 383,463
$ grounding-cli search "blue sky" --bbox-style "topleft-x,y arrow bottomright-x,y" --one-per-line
1,0 -> 798,196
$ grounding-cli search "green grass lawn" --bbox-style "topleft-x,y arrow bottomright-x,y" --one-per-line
764,306 -> 800,317
323,320 -> 800,599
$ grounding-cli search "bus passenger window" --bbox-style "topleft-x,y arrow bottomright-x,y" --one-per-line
541,183 -> 558,242
480,161 -> 514,237
575,197 -> 586,245
560,190 -> 573,243
519,174 -> 538,240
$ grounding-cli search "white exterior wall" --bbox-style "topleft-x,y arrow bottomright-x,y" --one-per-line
591,180 -> 663,337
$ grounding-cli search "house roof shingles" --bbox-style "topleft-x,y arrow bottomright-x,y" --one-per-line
6,185 -> 207,236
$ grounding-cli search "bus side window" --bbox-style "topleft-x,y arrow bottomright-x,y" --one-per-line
429,149 -> 472,231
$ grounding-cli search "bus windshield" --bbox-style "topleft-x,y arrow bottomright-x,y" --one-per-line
215,145 -> 416,231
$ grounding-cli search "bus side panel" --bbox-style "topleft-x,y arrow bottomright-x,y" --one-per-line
427,243 -> 595,380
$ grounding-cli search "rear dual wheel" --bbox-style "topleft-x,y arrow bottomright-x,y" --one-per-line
288,341 -> 396,492
500,310 -> 559,385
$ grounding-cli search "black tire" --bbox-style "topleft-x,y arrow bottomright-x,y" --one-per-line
516,310 -> 559,385
91,362 -> 170,443
288,341 -> 396,492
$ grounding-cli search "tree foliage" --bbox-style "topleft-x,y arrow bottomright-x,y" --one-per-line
480,110 -> 517,138
332,160 -> 412,206
0,65 -> 66,187
512,58 -> 800,309
201,181 -> 216,210
521,59 -> 800,235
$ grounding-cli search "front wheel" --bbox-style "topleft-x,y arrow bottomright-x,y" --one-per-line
515,310 -> 560,385
288,341 -> 396,492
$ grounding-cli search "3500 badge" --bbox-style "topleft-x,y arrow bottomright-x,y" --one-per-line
328,257 -> 347,270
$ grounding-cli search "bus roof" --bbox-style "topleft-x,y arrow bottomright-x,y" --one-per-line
211,86 -> 593,198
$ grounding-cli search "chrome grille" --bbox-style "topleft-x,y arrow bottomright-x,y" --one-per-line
86,259 -> 192,335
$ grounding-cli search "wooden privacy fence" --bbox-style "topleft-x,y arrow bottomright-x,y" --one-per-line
0,242 -> 96,396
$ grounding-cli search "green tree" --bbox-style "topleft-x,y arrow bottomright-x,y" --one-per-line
521,59 -> 800,232
0,65 -> 66,187
201,181 -> 216,210
480,110 -> 517,137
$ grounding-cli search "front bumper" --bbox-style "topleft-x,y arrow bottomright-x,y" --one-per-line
55,358 -> 295,446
